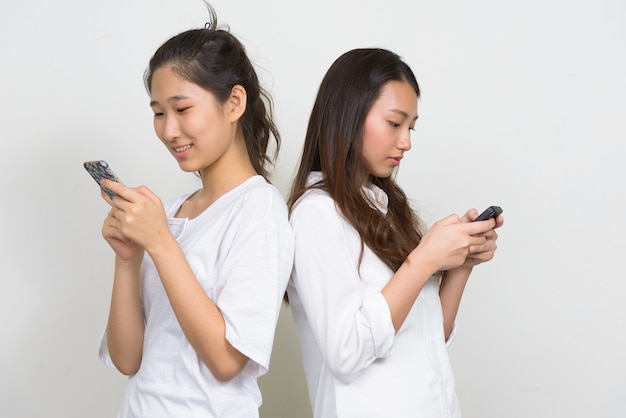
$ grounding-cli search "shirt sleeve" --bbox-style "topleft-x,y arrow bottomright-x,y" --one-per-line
214,192 -> 294,377
445,322 -> 457,347
289,192 -> 395,383
97,329 -> 116,368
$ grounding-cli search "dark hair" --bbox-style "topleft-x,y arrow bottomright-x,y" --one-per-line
289,48 -> 423,272
144,3 -> 280,180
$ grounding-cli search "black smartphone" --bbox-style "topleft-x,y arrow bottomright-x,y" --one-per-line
473,205 -> 503,222
83,160 -> 123,199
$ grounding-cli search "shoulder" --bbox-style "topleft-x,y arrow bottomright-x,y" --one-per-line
292,187 -> 334,209
232,176 -> 289,222
290,188 -> 343,229
239,176 -> 288,209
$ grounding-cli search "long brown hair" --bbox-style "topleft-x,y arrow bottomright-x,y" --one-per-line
288,48 -> 423,272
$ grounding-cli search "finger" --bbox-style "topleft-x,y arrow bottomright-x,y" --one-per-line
460,208 -> 478,223
437,213 -> 462,226
101,179 -> 135,203
470,244 -> 495,257
468,249 -> 495,263
466,254 -> 491,266
469,234 -> 488,249
133,185 -> 158,203
465,217 -> 497,235
470,239 -> 497,256
103,216 -> 133,242
475,229 -> 498,240
103,214 -> 121,232
100,187 -> 114,206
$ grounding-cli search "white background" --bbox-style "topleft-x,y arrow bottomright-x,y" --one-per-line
1,0 -> 624,417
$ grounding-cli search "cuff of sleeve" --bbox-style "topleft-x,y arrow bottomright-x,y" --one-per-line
98,329 -> 115,368
445,322 -> 457,348
361,292 -> 395,358
224,321 -> 268,378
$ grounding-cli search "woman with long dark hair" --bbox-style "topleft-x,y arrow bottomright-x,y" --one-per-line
287,48 -> 503,417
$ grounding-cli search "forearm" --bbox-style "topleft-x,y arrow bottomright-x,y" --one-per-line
148,235 -> 248,382
382,253 -> 436,333
439,266 -> 472,340
106,256 -> 145,375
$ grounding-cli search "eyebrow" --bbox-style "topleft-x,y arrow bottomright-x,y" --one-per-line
389,108 -> 419,121
149,95 -> 192,107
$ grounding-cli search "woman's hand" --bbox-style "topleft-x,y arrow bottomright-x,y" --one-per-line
461,209 -> 504,267
102,207 -> 143,261
409,213 -> 497,274
457,208 -> 504,269
101,179 -> 171,255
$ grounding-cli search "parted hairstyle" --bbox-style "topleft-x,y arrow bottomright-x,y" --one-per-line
288,48 -> 424,272
144,3 -> 280,181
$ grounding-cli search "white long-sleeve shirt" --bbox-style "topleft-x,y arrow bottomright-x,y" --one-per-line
286,172 -> 461,418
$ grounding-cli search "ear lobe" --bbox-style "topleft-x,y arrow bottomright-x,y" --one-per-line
228,85 -> 247,123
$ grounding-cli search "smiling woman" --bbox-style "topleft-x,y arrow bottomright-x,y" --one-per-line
148,69 -> 252,187
95,3 -> 294,417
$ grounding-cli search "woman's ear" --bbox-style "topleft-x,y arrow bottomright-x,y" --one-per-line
227,85 -> 247,123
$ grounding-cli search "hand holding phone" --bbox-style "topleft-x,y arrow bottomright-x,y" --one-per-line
83,160 -> 123,199
473,205 -> 503,222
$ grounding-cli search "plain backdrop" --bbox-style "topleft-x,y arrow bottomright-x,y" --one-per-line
1,0 -> 625,417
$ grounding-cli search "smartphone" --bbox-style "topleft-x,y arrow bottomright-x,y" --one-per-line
83,160 -> 123,199
473,205 -> 503,222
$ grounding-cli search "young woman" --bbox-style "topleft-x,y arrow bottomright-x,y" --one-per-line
97,6 -> 294,417
286,48 -> 503,418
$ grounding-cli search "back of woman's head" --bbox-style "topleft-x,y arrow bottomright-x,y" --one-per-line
289,48 -> 422,272
144,4 -> 279,180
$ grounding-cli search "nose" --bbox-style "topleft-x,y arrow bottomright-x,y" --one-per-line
158,114 -> 180,142
397,130 -> 412,152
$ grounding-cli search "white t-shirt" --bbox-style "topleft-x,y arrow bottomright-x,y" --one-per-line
286,172 -> 460,418
99,175 -> 294,418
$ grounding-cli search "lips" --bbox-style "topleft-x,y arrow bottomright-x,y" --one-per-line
173,144 -> 191,153
172,144 -> 192,158
390,156 -> 402,166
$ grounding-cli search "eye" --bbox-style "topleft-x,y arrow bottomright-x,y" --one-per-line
388,121 -> 401,128
153,112 -> 164,118
177,107 -> 190,114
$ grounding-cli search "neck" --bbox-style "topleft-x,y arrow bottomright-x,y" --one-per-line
197,137 -> 257,207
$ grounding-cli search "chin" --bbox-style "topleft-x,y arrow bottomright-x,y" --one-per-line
375,171 -> 394,179
177,162 -> 200,173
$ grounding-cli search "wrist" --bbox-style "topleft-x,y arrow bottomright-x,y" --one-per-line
116,251 -> 143,262
443,265 -> 473,282
404,249 -> 439,279
114,254 -> 143,275
144,231 -> 178,259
